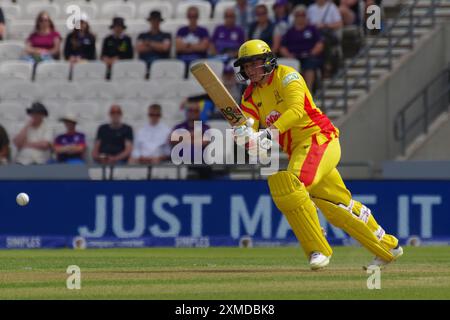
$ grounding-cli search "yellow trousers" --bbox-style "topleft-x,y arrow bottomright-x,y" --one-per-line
282,133 -> 398,261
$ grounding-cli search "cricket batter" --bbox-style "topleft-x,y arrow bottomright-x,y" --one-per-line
232,39 -> 403,270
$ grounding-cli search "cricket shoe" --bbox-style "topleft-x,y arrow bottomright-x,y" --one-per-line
363,245 -> 404,270
309,252 -> 330,270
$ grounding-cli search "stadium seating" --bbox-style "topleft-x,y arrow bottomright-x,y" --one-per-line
189,59 -> 224,79
121,80 -> 165,103
1,2 -> 22,21
78,81 -> 121,103
7,20 -> 34,41
175,0 -> 212,20
172,79 -> 205,99
89,20 -> 111,41
111,60 -> 147,81
212,1 -> 235,22
34,61 -> 71,82
24,2 -> 60,20
0,81 -> 40,105
0,41 -> 25,62
136,2 -> 174,21
72,61 -> 107,82
150,59 -> 185,80
61,1 -> 99,20
40,82 -> 80,104
119,99 -> 142,122
65,101 -> 102,122
41,100 -> 69,121
0,61 -> 33,81
0,102 -> 27,122
100,1 -> 136,20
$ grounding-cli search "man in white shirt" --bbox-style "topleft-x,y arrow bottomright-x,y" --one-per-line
129,104 -> 171,165
13,102 -> 53,165
307,0 -> 343,30
307,0 -> 343,78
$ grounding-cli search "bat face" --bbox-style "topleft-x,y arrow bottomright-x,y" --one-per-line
220,106 -> 246,126
190,62 -> 247,127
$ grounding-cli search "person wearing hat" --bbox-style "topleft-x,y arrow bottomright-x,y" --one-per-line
101,17 -> 134,69
53,113 -> 86,164
13,102 -> 53,165
64,12 -> 97,64
136,10 -> 172,69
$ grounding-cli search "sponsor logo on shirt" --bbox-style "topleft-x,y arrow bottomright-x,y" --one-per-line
265,110 -> 281,127
274,90 -> 283,105
282,72 -> 300,87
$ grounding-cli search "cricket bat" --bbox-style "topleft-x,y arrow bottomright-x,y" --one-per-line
190,62 -> 248,127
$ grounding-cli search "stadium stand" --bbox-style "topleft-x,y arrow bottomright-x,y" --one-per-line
71,61 -> 107,81
0,0 -> 448,178
149,59 -> 185,80
0,60 -> 33,80
110,59 -> 147,81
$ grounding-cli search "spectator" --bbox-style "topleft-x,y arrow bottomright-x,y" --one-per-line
307,0 -> 343,76
248,4 -> 275,48
13,102 -> 53,165
210,8 -> 245,61
136,11 -> 171,69
235,0 -> 254,36
272,0 -> 291,55
64,13 -> 96,64
53,113 -> 86,164
0,7 -> 5,41
129,104 -> 171,165
23,11 -> 61,63
171,101 -> 212,179
176,6 -> 209,73
0,123 -> 9,164
307,0 -> 343,37
280,5 -> 324,90
101,17 -> 134,69
336,0 -> 359,26
92,105 -> 133,165
181,95 -> 216,122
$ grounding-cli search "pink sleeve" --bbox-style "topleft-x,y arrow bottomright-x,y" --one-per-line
53,31 -> 62,40
27,32 -> 36,43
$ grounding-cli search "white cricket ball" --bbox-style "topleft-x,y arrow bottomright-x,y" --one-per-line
16,193 -> 29,206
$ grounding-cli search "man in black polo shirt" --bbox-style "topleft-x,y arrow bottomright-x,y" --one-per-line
101,17 -> 134,69
136,11 -> 171,68
92,105 -> 133,165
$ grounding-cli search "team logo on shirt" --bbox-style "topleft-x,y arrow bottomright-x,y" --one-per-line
303,30 -> 312,39
274,90 -> 283,105
282,72 -> 300,87
265,110 -> 281,127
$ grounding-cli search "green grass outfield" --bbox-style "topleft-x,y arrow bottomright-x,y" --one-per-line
0,246 -> 449,299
